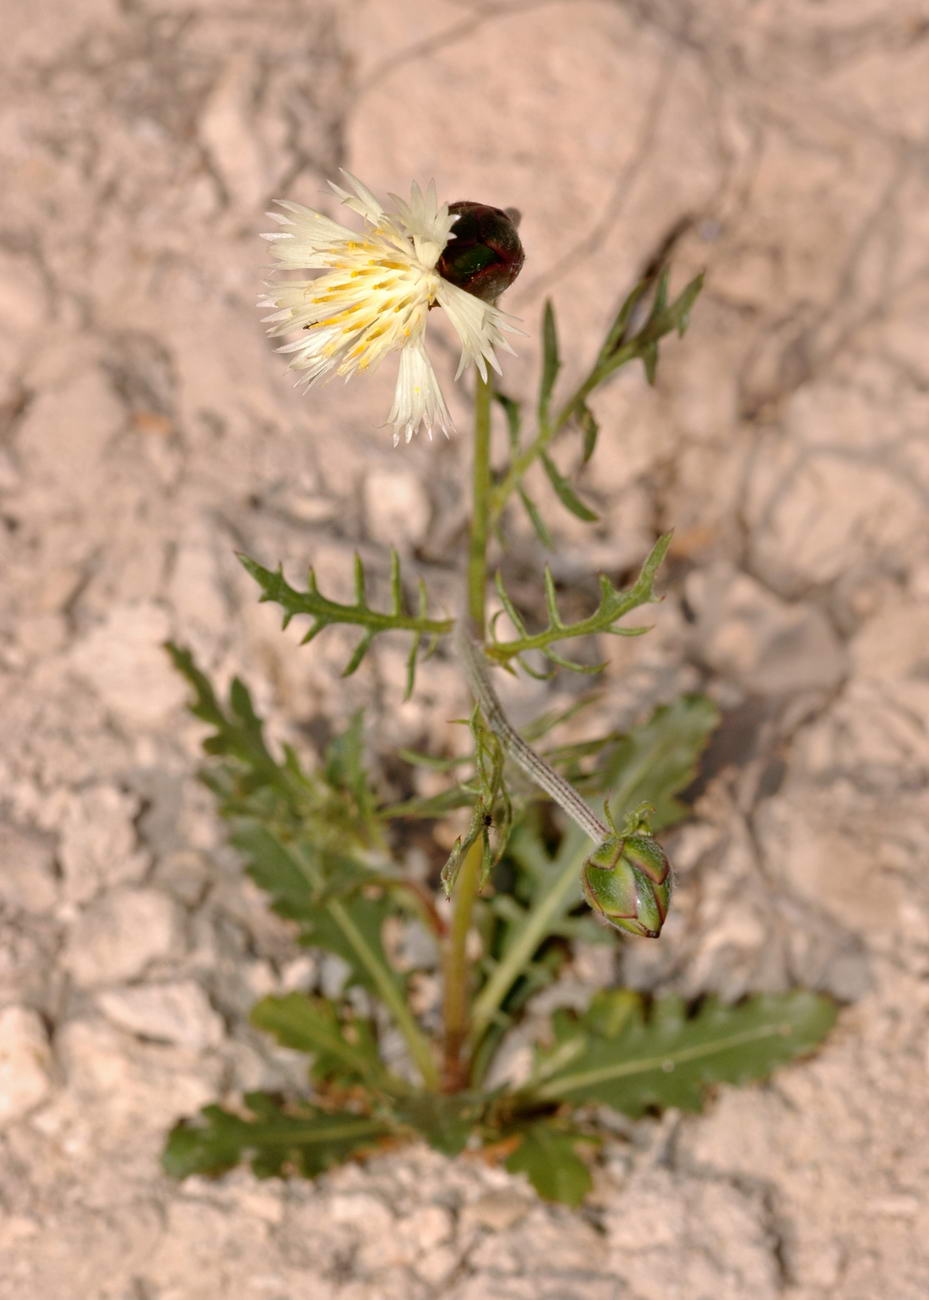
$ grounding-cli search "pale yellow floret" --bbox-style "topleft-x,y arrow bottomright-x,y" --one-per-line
318,304 -> 367,326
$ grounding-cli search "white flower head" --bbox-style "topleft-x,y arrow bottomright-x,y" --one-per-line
261,172 -> 520,445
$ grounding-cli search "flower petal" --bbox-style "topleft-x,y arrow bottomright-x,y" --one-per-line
434,278 -> 520,381
387,179 -> 457,266
388,338 -> 453,445
328,170 -> 387,226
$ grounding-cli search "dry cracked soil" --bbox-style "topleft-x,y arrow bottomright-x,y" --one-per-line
2,1 -> 929,1298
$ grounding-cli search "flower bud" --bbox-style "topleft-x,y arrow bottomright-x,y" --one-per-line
582,833 -> 673,939
438,202 -> 525,302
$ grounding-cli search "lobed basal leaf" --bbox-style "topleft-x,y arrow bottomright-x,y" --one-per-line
163,1095 -> 393,1181
528,989 -> 838,1116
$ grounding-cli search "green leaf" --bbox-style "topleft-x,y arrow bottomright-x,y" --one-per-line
306,892 -> 399,987
588,694 -> 721,831
250,994 -> 388,1089
163,1095 -> 392,1180
595,269 -> 705,385
468,940 -> 567,1087
538,299 -> 561,428
517,485 -> 555,548
599,278 -> 652,359
237,551 -> 451,690
167,644 -> 287,790
169,646 -> 438,1089
488,533 -> 671,671
392,1092 -> 490,1157
323,710 -> 377,833
529,990 -> 838,1115
669,270 -> 704,336
231,821 -> 321,911
632,270 -> 705,384
168,643 -> 380,855
468,691 -> 720,1058
384,781 -> 476,822
539,450 -> 599,522
495,391 -> 523,451
489,273 -> 702,523
468,820 -> 592,1058
233,826 -> 438,1084
578,402 -> 600,464
503,1123 -> 595,1207
440,709 -> 512,896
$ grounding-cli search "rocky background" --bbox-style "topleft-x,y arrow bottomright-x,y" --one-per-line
2,1 -> 929,1296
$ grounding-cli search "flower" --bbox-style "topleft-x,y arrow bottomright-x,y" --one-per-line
261,172 -> 522,445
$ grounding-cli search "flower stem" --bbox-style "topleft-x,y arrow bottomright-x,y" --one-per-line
467,372 -> 493,634
327,897 -> 439,1090
440,835 -> 483,1090
442,371 -> 494,1090
468,826 -> 588,1060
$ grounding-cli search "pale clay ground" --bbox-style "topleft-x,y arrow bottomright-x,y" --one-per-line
1,1 -> 929,1297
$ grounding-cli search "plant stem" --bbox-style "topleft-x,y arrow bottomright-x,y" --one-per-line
440,835 -> 483,1090
468,826 -> 589,1060
327,898 -> 439,1090
442,371 -> 494,1090
454,623 -> 608,844
467,372 -> 493,634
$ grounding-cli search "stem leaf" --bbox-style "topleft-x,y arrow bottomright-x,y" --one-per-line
517,485 -> 555,548
540,451 -> 599,523
579,402 -> 600,464
488,533 -> 672,669
238,551 -> 451,692
538,299 -> 561,427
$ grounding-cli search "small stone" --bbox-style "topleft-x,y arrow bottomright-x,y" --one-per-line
363,466 -> 431,547
685,563 -> 845,696
850,601 -> 929,683
0,822 -> 58,913
57,784 -> 150,904
96,980 -> 224,1049
166,528 -> 229,652
15,367 -> 123,498
278,954 -> 318,991
318,953 -> 352,999
199,53 -> 268,210
0,248 -> 46,338
63,888 -> 184,985
152,850 -> 212,908
55,1018 -> 220,1128
66,602 -> 187,729
460,1189 -> 533,1233
414,1243 -> 458,1286
395,1203 -> 452,1255
0,1006 -> 54,1127
327,1192 -> 394,1233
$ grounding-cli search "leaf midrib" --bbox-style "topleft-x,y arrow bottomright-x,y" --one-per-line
534,1019 -> 797,1099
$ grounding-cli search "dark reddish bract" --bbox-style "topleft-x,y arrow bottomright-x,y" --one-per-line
437,202 -> 525,303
